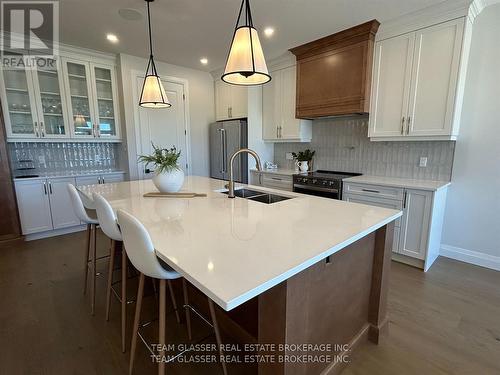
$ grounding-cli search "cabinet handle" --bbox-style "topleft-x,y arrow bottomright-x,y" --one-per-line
406,117 -> 411,135
101,176 -> 105,184
403,191 -> 407,208
43,181 -> 47,195
48,181 -> 53,194
96,124 -> 101,138
401,117 -> 405,135
361,188 -> 380,194
271,177 -> 282,181
276,126 -> 279,138
280,126 -> 282,138
41,122 -> 45,137
34,122 -> 39,137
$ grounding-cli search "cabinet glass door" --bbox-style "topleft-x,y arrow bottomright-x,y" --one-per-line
2,67 -> 37,137
33,59 -> 67,137
93,66 -> 117,137
66,61 -> 94,137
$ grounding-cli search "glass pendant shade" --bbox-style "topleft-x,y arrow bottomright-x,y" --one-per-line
139,0 -> 171,108
222,0 -> 270,86
139,73 -> 170,108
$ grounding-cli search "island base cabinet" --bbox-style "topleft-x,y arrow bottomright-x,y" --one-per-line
48,178 -> 81,229
258,224 -> 393,375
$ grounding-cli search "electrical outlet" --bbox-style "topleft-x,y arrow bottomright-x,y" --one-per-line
419,157 -> 428,167
285,152 -> 294,160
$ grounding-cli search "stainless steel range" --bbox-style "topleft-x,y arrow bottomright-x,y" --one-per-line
293,170 -> 362,200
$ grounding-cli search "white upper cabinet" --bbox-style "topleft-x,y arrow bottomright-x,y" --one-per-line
369,33 -> 414,137
369,18 -> 468,141
262,65 -> 311,142
0,45 -> 121,142
215,80 -> 248,121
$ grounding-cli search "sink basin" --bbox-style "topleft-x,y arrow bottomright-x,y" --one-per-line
220,188 -> 266,198
219,188 -> 293,204
248,193 -> 292,204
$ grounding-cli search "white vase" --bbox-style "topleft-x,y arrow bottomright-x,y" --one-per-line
295,160 -> 309,173
152,168 -> 185,193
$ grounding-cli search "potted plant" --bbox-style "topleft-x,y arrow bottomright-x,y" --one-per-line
138,144 -> 184,193
292,149 -> 316,172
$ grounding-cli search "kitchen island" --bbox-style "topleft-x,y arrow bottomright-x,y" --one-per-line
80,176 -> 401,374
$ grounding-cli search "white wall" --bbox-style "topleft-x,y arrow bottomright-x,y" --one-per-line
441,4 -> 500,270
118,53 -> 215,179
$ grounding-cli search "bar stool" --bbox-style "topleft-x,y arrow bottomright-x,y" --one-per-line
93,192 -> 131,353
117,209 -> 227,375
67,184 -> 100,315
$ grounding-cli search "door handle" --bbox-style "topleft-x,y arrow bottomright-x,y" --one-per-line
401,117 -> 405,135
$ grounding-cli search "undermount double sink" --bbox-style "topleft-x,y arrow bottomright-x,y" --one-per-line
220,188 -> 293,204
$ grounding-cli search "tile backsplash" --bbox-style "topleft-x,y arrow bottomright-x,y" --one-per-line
274,116 -> 455,181
8,142 -> 120,175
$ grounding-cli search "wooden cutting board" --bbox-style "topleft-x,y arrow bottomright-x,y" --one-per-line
143,192 -> 207,198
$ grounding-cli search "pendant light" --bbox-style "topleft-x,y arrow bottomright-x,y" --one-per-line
221,0 -> 271,86
139,0 -> 171,108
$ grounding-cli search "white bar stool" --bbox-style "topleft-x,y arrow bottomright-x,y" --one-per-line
67,184 -> 100,315
117,209 -> 227,375
93,192 -> 133,353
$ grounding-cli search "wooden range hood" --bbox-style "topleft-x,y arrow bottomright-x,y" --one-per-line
290,20 -> 379,119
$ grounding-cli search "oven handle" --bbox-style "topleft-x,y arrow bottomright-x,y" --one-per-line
293,184 -> 339,194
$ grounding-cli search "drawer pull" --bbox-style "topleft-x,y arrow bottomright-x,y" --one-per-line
271,177 -> 282,181
361,188 -> 380,194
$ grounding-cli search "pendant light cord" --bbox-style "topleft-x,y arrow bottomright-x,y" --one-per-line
147,0 -> 154,58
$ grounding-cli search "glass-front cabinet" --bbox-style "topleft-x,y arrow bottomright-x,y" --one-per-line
1,64 -> 39,138
91,65 -> 119,138
0,54 -> 120,141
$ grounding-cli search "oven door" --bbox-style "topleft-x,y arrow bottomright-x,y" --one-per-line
293,184 -> 341,200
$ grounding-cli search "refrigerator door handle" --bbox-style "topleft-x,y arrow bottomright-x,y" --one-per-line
219,129 -> 224,173
222,128 -> 228,173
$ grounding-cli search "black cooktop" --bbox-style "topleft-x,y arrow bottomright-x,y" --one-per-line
297,170 -> 362,180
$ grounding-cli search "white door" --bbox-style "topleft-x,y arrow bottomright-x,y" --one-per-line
135,76 -> 189,179
399,189 -> 432,260
14,179 -> 53,234
48,177 -> 81,229
407,19 -> 464,137
280,65 -> 300,139
369,33 -> 415,138
262,69 -> 281,140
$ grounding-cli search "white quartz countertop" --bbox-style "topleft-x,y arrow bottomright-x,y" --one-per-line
79,176 -> 401,311
344,175 -> 450,191
13,170 -> 126,181
250,168 -> 300,176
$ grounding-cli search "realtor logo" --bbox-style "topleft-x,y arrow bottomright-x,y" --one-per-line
1,0 -> 59,69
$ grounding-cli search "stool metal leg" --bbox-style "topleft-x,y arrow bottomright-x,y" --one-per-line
105,239 -> 116,321
158,279 -> 167,375
168,280 -> 181,324
91,224 -> 97,316
209,299 -> 228,375
83,224 -> 91,295
129,273 -> 145,375
182,279 -> 192,341
121,246 -> 127,353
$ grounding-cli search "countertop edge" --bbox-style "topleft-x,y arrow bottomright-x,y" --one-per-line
344,175 -> 451,191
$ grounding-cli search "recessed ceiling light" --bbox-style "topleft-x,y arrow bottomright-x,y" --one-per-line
106,34 -> 119,43
264,27 -> 275,37
200,58 -> 208,65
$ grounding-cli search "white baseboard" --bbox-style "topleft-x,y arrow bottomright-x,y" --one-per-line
25,225 -> 87,241
440,244 -> 500,271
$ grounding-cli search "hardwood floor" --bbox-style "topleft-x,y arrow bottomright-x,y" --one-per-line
0,231 -> 499,375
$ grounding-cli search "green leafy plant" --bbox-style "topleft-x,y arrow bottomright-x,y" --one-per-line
292,149 -> 316,162
138,143 -> 181,173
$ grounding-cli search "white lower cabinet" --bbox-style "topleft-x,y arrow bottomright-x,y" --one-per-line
48,178 -> 81,229
15,172 -> 125,237
250,171 -> 293,192
14,179 -> 53,235
344,182 -> 447,271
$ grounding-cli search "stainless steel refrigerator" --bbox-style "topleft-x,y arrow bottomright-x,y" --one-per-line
209,119 -> 248,183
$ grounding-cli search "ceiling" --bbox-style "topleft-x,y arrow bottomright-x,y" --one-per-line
59,0 -> 447,71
